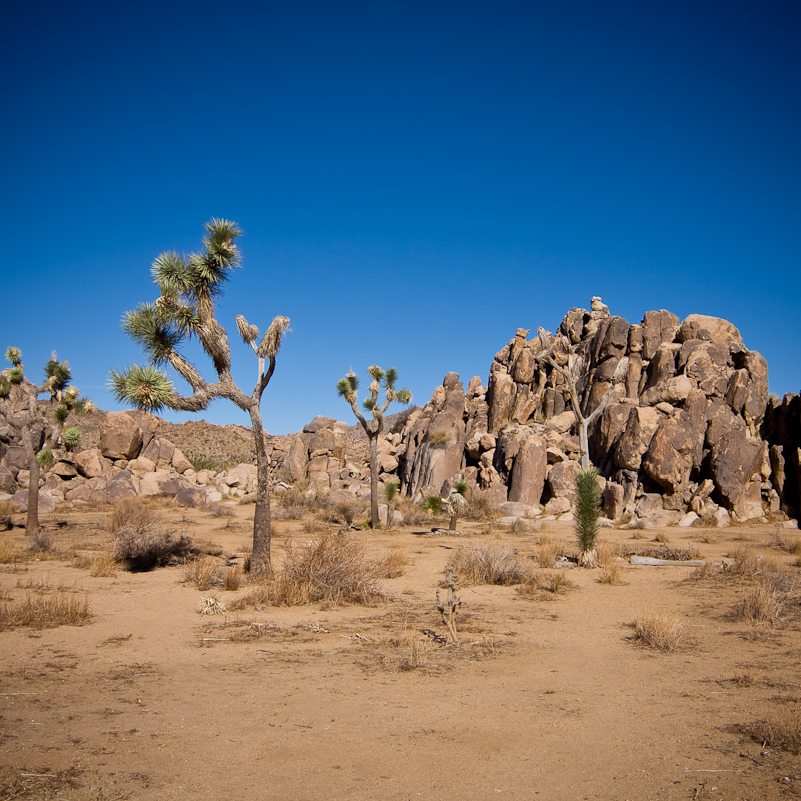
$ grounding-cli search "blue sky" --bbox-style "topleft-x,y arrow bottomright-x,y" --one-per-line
2,0 -> 799,435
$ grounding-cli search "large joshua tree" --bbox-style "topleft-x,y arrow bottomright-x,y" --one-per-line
0,347 -> 89,537
337,366 -> 411,529
110,219 -> 289,578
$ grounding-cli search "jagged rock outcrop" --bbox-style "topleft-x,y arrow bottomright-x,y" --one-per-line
393,298 -> 796,525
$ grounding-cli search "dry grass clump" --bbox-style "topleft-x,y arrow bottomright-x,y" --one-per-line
742,701 -> 801,754
448,541 -> 535,586
599,562 -> 624,585
462,489 -> 500,522
208,503 -> 236,518
733,569 -> 800,626
185,556 -> 221,590
379,628 -> 442,671
536,534 -> 560,568
89,552 -> 119,577
396,497 -> 433,527
770,530 -> 801,555
271,532 -> 388,606
0,591 -> 91,630
631,612 -> 694,651
273,487 -> 316,520
29,527 -> 54,553
225,564 -> 242,591
109,499 -> 191,570
374,545 -> 410,579
326,498 -> 367,527
0,537 -> 23,564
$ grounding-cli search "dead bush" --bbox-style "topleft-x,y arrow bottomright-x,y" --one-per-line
599,563 -> 624,585
29,527 -> 53,553
631,612 -> 694,652
89,552 -> 119,577
462,489 -> 500,522
733,570 -> 799,626
272,532 -> 388,606
327,499 -> 367,527
396,498 -> 431,527
381,629 -> 441,671
0,537 -> 22,564
185,556 -> 221,590
273,487 -> 314,520
447,541 -> 535,586
742,701 -> 801,754
0,591 -> 91,630
224,565 -> 242,591
208,503 -> 236,518
770,530 -> 801,555
536,535 -> 559,568
109,499 -> 191,571
374,545 -> 410,578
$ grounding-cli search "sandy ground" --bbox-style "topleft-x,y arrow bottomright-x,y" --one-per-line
0,504 -> 799,801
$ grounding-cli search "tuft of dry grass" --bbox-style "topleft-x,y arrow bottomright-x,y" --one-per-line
463,489 -> 500,522
224,565 -> 242,591
239,533 -> 389,607
374,545 -> 409,579
731,669 -> 757,687
653,531 -> 670,543
599,562 -> 624,585
185,556 -> 220,590
109,499 -> 191,570
380,629 -> 442,671
732,569 -> 799,626
742,701 -> 801,754
447,541 -> 535,586
89,552 -> 119,577
770,530 -> 801,555
536,535 -> 560,568
29,527 -> 53,552
0,537 -> 23,564
631,612 -> 694,652
544,572 -> 573,594
0,591 -> 91,630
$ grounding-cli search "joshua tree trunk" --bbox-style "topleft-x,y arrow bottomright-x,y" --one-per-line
368,433 -> 379,529
448,512 -> 457,531
249,407 -> 273,578
21,427 -> 40,534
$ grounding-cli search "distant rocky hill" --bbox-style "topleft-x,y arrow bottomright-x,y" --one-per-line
1,298 -> 799,527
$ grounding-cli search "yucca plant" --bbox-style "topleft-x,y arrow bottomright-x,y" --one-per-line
446,479 -> 470,532
0,348 -> 87,538
574,467 -> 602,567
337,366 -> 412,529
384,481 -> 399,530
110,219 -> 289,578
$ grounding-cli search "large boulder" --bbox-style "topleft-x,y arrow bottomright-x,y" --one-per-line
507,434 -> 546,506
710,429 -> 766,509
10,489 -> 57,514
99,413 -> 143,460
106,471 -> 138,503
676,314 -> 741,344
546,460 -> 581,502
75,448 -> 110,479
614,407 -> 661,470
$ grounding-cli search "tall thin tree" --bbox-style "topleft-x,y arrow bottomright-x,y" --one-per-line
110,219 -> 289,577
337,366 -> 411,529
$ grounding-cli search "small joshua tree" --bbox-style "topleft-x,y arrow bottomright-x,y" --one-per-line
110,219 -> 289,578
446,479 -> 469,532
574,467 -> 602,567
384,480 -> 399,530
337,366 -> 412,530
0,349 -> 86,537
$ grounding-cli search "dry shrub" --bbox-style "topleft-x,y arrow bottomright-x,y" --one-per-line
733,570 -> 800,626
743,701 -> 801,754
185,556 -> 220,590
396,497 -> 431,527
544,572 -> 573,594
382,629 -> 440,671
374,545 -> 409,579
229,578 -> 272,610
448,541 -> 535,586
29,527 -> 53,553
89,552 -> 119,577
271,532 -> 388,606
631,612 -> 693,652
463,489 -> 500,522
732,669 -> 757,687
0,537 -> 22,564
770,530 -> 801,555
0,591 -> 91,630
225,565 -> 242,591
599,562 -> 624,585
653,532 -> 670,543
324,498 -> 366,527
536,535 -> 559,568
109,499 -> 191,570
273,487 -> 314,520
209,503 -> 236,518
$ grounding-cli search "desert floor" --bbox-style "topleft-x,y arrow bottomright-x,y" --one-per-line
0,503 -> 799,801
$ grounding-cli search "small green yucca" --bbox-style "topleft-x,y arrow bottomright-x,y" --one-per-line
63,427 -> 82,451
574,467 -> 601,567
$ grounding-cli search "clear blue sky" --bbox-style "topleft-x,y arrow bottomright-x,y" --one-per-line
3,0 -> 799,435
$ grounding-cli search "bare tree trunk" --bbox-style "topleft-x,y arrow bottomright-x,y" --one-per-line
369,434 -> 379,529
249,408 -> 273,578
21,427 -> 39,535
578,421 -> 590,470
449,513 -> 457,531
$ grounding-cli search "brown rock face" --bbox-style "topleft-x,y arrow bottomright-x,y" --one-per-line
486,371 -> 515,432
614,407 -> 661,470
75,448 -> 109,479
507,434 -> 546,506
547,460 -> 581,502
99,413 -> 143,460
676,314 -> 742,344
710,429 -> 765,508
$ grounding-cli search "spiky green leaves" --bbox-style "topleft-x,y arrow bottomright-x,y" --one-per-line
63,427 -> 82,451
367,365 -> 385,382
5,347 -> 21,366
337,372 -> 359,403
110,365 -> 176,411
44,353 -> 71,392
72,397 -> 94,414
0,377 -> 9,397
395,388 -> 412,405
36,448 -> 54,469
574,467 -> 601,563
384,481 -> 399,503
422,495 -> 443,514
9,367 -> 23,385
53,404 -> 69,424
122,303 -> 184,364
363,397 -> 377,412
453,479 -> 470,497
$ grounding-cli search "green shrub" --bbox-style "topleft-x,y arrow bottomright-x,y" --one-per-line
63,427 -> 82,451
574,467 -> 601,567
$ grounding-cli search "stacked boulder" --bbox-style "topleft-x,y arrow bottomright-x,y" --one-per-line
397,299 -> 796,526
